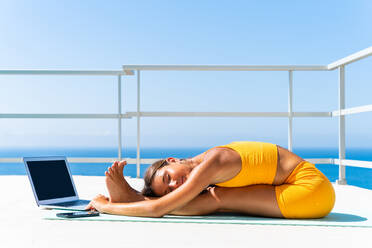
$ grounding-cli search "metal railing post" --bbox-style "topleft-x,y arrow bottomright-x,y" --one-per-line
117,75 -> 122,160
337,65 -> 347,185
136,70 -> 141,178
288,70 -> 293,151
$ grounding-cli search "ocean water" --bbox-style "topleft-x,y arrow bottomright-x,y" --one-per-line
0,147 -> 371,190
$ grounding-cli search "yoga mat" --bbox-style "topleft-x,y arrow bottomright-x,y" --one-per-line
43,210 -> 372,228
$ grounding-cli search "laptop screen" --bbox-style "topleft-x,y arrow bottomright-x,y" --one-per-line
26,160 -> 76,201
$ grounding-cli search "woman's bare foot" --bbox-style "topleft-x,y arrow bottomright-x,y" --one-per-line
105,161 -> 130,203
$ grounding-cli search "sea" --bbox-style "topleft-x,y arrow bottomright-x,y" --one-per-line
0,147 -> 371,190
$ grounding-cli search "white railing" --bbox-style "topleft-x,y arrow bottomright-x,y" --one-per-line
1,47 -> 371,183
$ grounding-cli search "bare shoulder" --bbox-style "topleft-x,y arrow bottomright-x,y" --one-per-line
201,147 -> 241,167
201,147 -> 242,184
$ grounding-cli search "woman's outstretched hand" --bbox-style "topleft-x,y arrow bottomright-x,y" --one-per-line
85,194 -> 110,212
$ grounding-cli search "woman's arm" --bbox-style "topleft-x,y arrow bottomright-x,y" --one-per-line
88,187 -> 221,217
87,152 -> 220,217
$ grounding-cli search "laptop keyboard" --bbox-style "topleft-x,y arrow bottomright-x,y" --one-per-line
56,200 -> 90,207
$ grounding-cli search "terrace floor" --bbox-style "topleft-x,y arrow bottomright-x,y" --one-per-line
1,175 -> 371,248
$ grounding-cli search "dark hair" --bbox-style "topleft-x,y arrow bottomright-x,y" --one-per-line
142,159 -> 168,197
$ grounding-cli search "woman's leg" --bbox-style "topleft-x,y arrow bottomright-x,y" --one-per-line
214,185 -> 283,218
169,187 -> 221,215
170,185 -> 283,218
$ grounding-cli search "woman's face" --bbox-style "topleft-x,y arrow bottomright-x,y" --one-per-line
151,158 -> 191,196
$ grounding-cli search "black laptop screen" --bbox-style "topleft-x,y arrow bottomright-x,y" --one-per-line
27,160 -> 76,201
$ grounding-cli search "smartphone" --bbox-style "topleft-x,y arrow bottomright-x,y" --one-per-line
56,211 -> 100,218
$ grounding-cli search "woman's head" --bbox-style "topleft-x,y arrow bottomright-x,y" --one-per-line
142,157 -> 193,197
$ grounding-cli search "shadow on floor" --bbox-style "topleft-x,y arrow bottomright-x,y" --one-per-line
164,212 -> 368,223
321,212 -> 367,222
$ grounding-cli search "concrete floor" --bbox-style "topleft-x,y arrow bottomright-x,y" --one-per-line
1,175 -> 371,248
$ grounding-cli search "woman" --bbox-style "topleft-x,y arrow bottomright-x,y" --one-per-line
86,141 -> 335,218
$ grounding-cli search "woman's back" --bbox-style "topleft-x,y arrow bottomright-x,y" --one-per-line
195,141 -> 304,186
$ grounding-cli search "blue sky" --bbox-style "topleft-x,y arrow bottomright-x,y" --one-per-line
0,0 -> 371,149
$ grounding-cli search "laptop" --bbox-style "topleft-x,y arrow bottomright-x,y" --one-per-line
23,156 -> 90,210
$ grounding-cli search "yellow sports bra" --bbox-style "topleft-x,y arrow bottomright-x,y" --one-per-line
202,141 -> 278,187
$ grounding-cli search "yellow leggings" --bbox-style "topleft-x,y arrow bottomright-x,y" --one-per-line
275,160 -> 335,219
